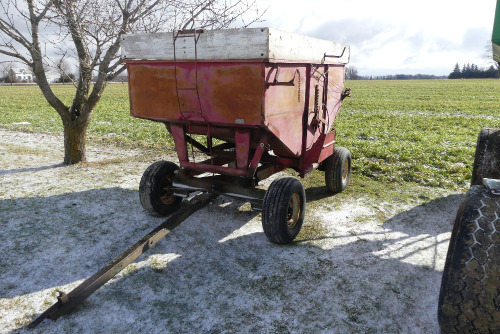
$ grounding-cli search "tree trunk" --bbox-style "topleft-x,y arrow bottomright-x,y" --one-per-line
63,117 -> 90,165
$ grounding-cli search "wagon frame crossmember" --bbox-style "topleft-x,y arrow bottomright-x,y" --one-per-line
166,115 -> 338,204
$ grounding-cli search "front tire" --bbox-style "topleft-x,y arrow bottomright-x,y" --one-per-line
139,161 -> 182,217
438,185 -> 500,333
262,177 -> 306,244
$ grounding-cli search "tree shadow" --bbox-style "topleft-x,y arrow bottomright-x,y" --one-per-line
0,164 -> 64,176
2,187 -> 462,333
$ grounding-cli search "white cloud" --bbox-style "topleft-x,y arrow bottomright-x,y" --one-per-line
259,0 -> 498,75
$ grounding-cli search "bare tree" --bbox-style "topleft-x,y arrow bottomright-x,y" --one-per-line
0,0 -> 264,164
345,66 -> 359,80
0,61 -> 16,84
56,57 -> 73,84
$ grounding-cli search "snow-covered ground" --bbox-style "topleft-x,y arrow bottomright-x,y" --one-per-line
0,129 -> 462,333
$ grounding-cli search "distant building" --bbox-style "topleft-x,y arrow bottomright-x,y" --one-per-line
6,68 -> 60,83
9,68 -> 34,82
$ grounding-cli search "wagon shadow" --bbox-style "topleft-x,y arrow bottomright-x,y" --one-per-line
0,188 -> 256,299
304,185 -> 333,202
3,188 -> 462,333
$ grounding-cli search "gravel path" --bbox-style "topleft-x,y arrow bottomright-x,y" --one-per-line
0,129 -> 462,333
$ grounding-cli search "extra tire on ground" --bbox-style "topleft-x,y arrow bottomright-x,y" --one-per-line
438,185 -> 500,333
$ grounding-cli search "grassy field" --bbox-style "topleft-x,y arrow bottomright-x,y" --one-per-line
338,79 -> 500,188
1,79 -> 500,191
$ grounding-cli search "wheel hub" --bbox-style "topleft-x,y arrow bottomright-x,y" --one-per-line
159,175 -> 176,205
287,193 -> 301,229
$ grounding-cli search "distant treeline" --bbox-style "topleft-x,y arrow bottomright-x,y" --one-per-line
357,74 -> 447,80
345,64 -> 499,81
448,63 -> 498,79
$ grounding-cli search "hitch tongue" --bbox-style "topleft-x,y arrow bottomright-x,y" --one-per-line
27,192 -> 217,328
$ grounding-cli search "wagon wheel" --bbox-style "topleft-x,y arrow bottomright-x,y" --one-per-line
262,177 -> 306,244
438,185 -> 500,333
139,161 -> 182,217
325,147 -> 351,193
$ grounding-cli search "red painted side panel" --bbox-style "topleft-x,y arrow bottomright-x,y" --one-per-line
262,63 -> 345,161
126,59 -> 346,175
263,65 -> 306,157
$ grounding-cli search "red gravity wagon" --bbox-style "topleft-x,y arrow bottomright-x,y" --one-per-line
122,28 -> 352,244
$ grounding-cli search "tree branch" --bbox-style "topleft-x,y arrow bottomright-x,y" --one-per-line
26,0 -> 69,116
182,0 -> 215,30
0,39 -> 32,65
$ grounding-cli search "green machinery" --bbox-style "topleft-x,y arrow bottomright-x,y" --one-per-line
494,0 -> 500,64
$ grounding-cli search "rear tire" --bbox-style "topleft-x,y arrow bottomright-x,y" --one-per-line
438,185 -> 500,333
471,128 -> 500,185
262,177 -> 306,244
139,161 -> 182,217
325,147 -> 352,193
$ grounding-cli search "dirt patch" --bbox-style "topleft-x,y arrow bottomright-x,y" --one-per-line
0,129 -> 461,333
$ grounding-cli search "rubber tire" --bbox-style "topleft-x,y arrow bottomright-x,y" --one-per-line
438,185 -> 500,333
471,128 -> 500,185
325,147 -> 352,193
262,177 -> 306,244
139,161 -> 182,217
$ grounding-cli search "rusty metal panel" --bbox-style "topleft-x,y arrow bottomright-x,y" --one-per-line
201,63 -> 264,125
262,63 -> 346,161
128,63 -> 179,120
324,64 -> 346,124
127,60 -> 264,126
303,64 -> 345,166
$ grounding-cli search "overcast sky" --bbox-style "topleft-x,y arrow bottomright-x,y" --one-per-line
1,0 -> 497,77
260,0 -> 498,76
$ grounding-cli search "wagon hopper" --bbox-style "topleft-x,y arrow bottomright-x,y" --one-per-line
123,28 -> 352,244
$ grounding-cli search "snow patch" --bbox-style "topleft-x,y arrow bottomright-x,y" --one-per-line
0,129 -> 462,333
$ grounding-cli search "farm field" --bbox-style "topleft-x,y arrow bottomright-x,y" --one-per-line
1,79 -> 500,190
